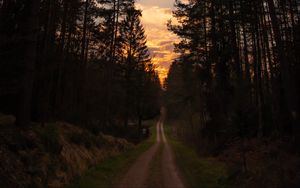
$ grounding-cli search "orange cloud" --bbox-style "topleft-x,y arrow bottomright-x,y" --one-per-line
136,4 -> 179,82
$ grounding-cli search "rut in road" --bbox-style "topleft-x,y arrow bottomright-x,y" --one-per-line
116,118 -> 186,188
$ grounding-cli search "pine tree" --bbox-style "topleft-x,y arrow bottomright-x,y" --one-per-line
166,0 -> 300,154
119,6 -> 152,128
0,0 -> 161,135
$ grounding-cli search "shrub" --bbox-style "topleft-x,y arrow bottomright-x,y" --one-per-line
37,123 -> 61,154
68,130 -> 105,148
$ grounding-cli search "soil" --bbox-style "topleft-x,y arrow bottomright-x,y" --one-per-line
117,118 -> 186,188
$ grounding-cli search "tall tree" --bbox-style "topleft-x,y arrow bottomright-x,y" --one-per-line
166,0 -> 300,155
0,0 -> 161,137
16,0 -> 40,127
119,6 -> 152,128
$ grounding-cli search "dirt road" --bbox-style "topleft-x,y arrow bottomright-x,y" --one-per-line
117,118 -> 186,188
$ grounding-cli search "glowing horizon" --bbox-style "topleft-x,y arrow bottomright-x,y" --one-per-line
136,0 -> 179,83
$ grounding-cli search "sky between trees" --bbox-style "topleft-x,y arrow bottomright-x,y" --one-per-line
137,0 -> 179,82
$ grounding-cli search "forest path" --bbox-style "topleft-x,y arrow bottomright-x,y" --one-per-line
116,117 -> 186,188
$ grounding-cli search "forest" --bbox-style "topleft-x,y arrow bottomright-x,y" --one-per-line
165,0 -> 300,186
0,0 -> 300,187
0,1 -> 162,186
0,0 -> 161,136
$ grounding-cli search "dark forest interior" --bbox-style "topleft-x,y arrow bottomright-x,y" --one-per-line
0,0 -> 161,134
165,0 -> 300,186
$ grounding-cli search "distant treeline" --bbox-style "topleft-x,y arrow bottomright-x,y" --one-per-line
0,0 -> 161,134
165,0 -> 299,151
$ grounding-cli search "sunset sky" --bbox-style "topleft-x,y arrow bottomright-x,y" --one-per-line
136,0 -> 178,82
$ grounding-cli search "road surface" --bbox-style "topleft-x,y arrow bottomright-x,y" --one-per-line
117,117 -> 186,188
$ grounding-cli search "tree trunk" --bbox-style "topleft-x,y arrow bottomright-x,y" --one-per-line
16,0 -> 40,127
229,0 -> 242,82
79,0 -> 89,121
266,0 -> 298,130
55,1 -> 69,117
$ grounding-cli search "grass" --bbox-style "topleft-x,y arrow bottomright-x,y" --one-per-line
67,120 -> 157,188
164,125 -> 230,188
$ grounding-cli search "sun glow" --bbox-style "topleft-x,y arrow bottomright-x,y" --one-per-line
136,3 -> 179,82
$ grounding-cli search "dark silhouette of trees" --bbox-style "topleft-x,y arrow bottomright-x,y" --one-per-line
0,0 -> 161,136
166,0 -> 300,154
16,0 -> 41,127
119,7 -> 155,129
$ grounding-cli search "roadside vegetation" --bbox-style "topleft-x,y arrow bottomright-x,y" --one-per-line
68,121 -> 157,188
0,117 -> 134,188
164,124 -> 230,188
